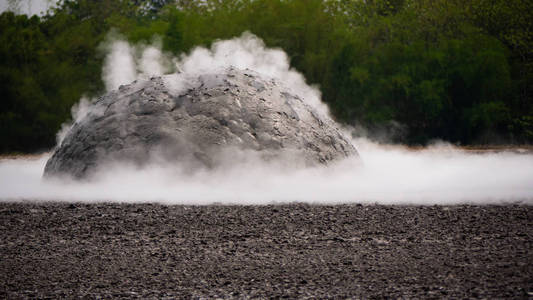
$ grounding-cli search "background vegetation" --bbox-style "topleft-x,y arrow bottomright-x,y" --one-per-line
1,0 -> 532,152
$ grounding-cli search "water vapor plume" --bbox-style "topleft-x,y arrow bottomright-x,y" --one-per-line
101,33 -> 138,92
0,31 -> 532,205
99,31 -> 328,116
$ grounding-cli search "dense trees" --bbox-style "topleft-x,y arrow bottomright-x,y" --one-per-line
323,0 -> 521,143
1,0 -> 531,152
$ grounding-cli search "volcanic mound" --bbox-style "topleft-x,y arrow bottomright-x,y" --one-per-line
44,68 -> 358,179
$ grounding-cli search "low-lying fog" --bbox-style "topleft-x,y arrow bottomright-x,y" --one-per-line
1,140 -> 532,205
1,32 -> 532,205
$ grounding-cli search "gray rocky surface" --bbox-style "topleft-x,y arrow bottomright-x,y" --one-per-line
44,68 -> 358,179
0,203 -> 531,298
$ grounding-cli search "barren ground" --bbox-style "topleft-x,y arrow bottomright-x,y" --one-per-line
0,203 -> 531,299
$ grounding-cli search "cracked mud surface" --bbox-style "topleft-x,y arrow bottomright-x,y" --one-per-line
1,203 -> 531,298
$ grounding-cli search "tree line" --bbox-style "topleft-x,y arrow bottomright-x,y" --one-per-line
1,0 -> 532,153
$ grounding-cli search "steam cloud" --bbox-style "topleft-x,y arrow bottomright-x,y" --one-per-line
100,31 -> 328,115
1,32 -> 532,205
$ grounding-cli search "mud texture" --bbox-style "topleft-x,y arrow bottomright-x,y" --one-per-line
44,68 -> 357,179
0,203 -> 531,299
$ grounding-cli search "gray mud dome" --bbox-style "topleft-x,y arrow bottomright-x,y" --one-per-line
44,68 -> 357,179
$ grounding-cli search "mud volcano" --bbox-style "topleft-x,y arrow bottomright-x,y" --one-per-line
44,68 -> 358,179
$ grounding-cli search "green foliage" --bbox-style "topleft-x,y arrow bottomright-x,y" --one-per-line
0,0 -> 532,153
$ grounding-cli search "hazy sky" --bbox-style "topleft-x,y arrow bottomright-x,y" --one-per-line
0,0 -> 58,16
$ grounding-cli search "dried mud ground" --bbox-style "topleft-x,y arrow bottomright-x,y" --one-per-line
0,203 -> 531,299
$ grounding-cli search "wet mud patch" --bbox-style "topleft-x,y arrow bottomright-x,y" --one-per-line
0,203 -> 531,298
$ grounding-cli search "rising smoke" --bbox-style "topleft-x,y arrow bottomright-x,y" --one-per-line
0,32 -> 532,205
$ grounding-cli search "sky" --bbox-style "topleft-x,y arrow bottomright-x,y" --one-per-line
0,0 -> 57,16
